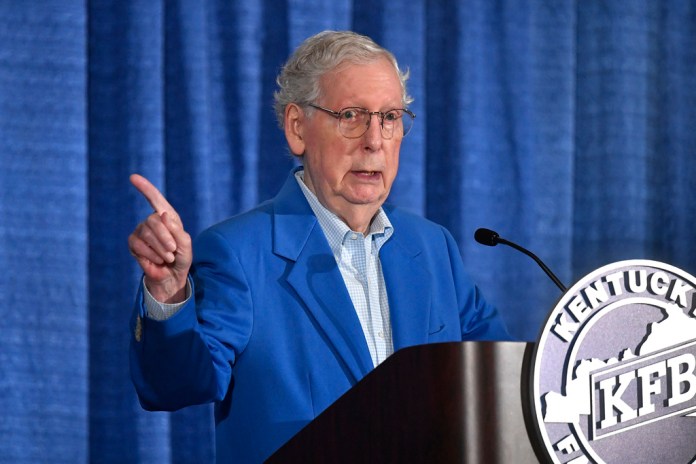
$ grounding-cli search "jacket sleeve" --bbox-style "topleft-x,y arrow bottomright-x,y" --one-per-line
129,227 -> 254,411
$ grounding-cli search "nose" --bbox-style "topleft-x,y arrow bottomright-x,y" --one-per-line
362,113 -> 383,151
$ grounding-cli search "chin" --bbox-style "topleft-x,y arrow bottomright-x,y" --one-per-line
348,194 -> 386,207
351,185 -> 387,200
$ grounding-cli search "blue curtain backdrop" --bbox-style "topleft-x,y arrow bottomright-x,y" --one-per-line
1,0 -> 695,462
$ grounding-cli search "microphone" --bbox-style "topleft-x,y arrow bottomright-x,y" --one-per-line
474,228 -> 567,292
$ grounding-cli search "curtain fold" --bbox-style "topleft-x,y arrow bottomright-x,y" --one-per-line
1,1 -> 695,462
0,2 -> 88,463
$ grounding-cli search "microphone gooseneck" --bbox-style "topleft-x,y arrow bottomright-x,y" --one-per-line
474,228 -> 567,292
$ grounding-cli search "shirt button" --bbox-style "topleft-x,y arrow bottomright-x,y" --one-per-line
351,233 -> 358,240
378,331 -> 384,339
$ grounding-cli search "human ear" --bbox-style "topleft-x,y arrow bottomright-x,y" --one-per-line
284,103 -> 306,156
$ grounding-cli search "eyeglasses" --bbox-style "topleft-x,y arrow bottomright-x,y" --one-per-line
308,104 -> 415,139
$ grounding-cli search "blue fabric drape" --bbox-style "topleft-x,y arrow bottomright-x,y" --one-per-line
1,1 -> 694,462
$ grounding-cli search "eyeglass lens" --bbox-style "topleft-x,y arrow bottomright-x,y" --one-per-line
338,108 -> 413,139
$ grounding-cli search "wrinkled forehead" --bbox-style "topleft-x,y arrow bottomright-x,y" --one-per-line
318,57 -> 403,104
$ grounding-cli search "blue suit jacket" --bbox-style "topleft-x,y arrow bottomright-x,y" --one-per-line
130,168 -> 509,463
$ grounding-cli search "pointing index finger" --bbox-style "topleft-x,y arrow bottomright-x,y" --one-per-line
130,174 -> 174,215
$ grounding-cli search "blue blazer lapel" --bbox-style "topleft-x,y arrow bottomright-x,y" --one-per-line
380,222 -> 433,352
272,171 -> 374,383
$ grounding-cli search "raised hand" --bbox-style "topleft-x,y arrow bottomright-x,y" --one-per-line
128,174 -> 192,303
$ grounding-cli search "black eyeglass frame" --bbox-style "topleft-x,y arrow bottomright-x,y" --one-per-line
307,104 -> 416,139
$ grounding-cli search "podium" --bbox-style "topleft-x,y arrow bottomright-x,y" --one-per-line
268,341 -> 541,463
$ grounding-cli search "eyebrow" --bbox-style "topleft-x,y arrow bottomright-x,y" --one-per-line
339,104 -> 405,111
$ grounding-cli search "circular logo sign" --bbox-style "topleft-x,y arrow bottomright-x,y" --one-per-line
529,260 -> 696,463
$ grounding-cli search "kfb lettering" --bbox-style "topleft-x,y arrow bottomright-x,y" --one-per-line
591,342 -> 696,439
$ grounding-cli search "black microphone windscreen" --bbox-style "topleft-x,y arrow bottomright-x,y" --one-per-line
474,228 -> 499,246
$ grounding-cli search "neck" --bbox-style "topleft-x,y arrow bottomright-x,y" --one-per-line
334,205 -> 379,235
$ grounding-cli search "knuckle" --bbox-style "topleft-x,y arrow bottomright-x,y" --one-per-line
138,226 -> 154,243
145,213 -> 162,227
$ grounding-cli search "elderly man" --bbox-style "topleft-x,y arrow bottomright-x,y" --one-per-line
128,30 -> 509,463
